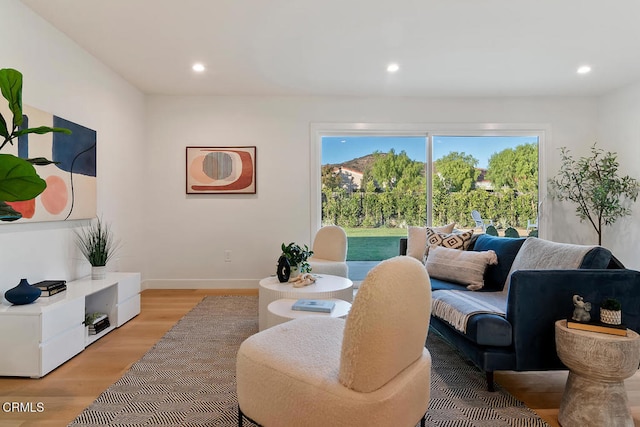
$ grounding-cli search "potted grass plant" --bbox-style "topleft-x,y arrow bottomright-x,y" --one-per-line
75,217 -> 121,279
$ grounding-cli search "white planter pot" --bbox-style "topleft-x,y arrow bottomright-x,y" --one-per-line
600,308 -> 622,325
91,266 -> 107,280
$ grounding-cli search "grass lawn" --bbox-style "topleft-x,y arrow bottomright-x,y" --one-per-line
344,227 -> 407,261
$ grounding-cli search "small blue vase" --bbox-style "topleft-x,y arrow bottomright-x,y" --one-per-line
4,278 -> 41,305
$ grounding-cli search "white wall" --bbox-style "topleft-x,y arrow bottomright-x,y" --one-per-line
0,1 -> 146,295
145,95 -> 600,288
6,0 -> 636,294
597,82 -> 640,269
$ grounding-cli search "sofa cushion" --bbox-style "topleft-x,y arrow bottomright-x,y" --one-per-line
426,246 -> 498,290
579,246 -> 613,269
472,234 -> 526,291
429,277 -> 468,291
464,313 -> 512,346
431,290 -> 507,334
406,224 -> 455,260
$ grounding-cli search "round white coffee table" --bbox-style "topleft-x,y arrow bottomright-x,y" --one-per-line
266,298 -> 352,329
258,274 -> 353,331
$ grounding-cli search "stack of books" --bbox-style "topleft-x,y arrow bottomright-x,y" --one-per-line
32,280 -> 67,297
86,313 -> 111,335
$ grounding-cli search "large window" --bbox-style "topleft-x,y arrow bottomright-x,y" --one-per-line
311,123 -> 546,259
321,135 -> 427,262
431,135 -> 539,232
321,135 -> 427,228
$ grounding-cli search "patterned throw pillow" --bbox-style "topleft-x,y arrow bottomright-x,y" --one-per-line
424,228 -> 474,262
406,223 -> 455,261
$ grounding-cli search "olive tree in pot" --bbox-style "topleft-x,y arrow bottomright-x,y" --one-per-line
548,143 -> 640,246
75,217 -> 121,280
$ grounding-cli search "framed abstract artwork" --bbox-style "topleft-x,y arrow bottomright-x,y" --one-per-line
0,104 -> 97,224
186,146 -> 257,194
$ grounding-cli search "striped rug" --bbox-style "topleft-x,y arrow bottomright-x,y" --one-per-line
68,295 -> 550,427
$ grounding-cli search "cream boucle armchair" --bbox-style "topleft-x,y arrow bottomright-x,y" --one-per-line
236,256 -> 432,427
307,225 -> 349,278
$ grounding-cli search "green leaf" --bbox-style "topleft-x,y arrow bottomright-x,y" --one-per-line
0,200 -> 22,221
0,68 -> 24,128
0,112 -> 9,139
27,157 -> 59,166
14,126 -> 72,137
0,154 -> 46,201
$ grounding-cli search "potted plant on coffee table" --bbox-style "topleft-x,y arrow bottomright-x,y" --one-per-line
75,217 -> 121,279
280,242 -> 313,279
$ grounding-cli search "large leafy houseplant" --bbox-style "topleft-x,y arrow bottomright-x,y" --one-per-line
0,68 -> 71,221
549,143 -> 640,245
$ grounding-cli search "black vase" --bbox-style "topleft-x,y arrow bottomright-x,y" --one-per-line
276,256 -> 291,283
4,278 -> 41,305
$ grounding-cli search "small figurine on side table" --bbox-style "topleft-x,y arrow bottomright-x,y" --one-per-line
572,294 -> 592,322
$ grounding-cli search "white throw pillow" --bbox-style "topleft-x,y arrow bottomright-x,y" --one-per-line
406,223 -> 455,261
426,245 -> 498,290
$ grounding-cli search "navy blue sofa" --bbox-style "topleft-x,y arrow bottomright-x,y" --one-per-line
400,234 -> 640,391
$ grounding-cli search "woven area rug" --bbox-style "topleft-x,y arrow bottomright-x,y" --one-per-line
69,295 -> 550,427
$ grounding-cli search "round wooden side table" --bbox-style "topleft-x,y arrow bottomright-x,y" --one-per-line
555,319 -> 640,427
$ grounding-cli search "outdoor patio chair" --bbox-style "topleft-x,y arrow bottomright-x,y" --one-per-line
471,210 -> 493,232
527,218 -> 538,230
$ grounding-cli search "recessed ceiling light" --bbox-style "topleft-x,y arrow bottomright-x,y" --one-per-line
192,63 -> 206,73
577,65 -> 591,75
387,63 -> 400,73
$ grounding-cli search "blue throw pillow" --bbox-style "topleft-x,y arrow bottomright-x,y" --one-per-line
473,234 -> 526,291
579,246 -> 612,269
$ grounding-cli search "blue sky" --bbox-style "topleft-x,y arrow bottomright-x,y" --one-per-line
322,135 -> 538,169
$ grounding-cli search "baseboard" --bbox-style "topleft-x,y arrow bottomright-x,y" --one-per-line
142,278 -> 259,290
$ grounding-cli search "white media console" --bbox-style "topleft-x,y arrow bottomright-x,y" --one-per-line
0,272 -> 140,378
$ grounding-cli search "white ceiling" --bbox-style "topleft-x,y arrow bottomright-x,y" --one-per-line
20,0 -> 640,97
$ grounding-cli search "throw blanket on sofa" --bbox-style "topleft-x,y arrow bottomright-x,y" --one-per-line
502,237 -> 596,293
431,290 -> 507,333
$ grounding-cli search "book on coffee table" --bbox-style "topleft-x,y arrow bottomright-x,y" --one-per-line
291,299 -> 335,313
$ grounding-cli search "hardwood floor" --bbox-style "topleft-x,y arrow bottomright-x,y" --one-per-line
1,288 -> 638,426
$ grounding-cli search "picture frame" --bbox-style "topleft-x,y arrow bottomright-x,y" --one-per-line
0,104 -> 97,224
186,146 -> 257,194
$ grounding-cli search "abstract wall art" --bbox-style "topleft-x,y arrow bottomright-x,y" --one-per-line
1,105 -> 97,224
186,146 -> 257,194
